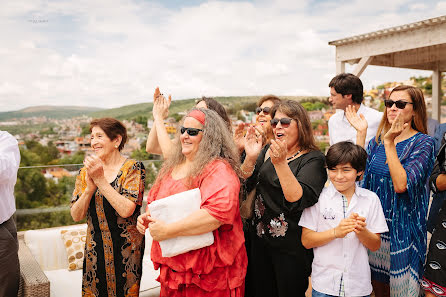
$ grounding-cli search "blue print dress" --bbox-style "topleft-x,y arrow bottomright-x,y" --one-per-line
362,132 -> 435,297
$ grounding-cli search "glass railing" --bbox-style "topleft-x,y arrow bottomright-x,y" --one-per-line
14,160 -> 162,231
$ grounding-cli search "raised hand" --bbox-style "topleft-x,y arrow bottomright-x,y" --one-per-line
269,137 -> 287,165
153,87 -> 171,121
345,105 -> 368,134
83,155 -> 105,183
233,122 -> 246,153
244,125 -> 263,159
384,112 -> 408,142
254,123 -> 267,145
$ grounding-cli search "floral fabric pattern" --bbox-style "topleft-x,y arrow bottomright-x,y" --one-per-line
72,159 -> 146,297
268,213 -> 288,237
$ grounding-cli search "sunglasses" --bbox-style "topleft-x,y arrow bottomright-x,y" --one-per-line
270,118 -> 294,128
384,99 -> 413,109
180,126 -> 203,136
255,107 -> 271,115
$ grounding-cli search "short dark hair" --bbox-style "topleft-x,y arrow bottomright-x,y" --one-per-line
326,141 -> 367,174
90,118 -> 127,151
328,73 -> 364,104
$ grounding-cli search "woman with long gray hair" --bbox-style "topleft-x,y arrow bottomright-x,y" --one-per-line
137,108 -> 247,296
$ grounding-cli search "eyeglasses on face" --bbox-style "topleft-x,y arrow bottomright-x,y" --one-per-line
384,99 -> 413,109
180,126 -> 203,136
255,107 -> 271,115
270,118 -> 294,128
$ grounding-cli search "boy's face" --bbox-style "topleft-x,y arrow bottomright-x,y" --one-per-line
327,163 -> 363,194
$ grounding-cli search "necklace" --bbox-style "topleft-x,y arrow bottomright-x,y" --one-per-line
286,149 -> 301,161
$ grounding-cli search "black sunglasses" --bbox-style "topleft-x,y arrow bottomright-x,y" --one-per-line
255,107 -> 271,115
270,118 -> 294,128
180,126 -> 203,136
384,99 -> 413,109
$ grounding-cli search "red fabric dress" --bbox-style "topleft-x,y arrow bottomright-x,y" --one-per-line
146,160 -> 247,297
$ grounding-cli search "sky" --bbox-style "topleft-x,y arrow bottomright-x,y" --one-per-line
1,0 -> 445,112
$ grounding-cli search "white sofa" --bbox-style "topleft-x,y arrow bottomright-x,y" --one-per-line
18,224 -> 160,297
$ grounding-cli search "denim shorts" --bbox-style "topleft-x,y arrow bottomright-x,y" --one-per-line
312,288 -> 370,297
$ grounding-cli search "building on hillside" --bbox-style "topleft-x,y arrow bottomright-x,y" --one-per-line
54,140 -> 78,155
308,110 -> 324,121
43,167 -> 73,183
121,138 -> 142,157
75,137 -> 90,151
323,110 -> 336,121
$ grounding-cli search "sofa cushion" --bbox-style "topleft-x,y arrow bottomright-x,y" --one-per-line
61,228 -> 87,271
44,268 -> 82,297
25,224 -> 87,271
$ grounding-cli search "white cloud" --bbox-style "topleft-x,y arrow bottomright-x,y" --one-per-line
436,1 -> 446,10
0,0 -> 445,111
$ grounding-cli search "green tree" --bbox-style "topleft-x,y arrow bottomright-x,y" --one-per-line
15,169 -> 48,208
22,140 -> 60,165
131,148 -> 152,161
171,113 -> 183,122
80,124 -> 90,136
132,115 -> 148,126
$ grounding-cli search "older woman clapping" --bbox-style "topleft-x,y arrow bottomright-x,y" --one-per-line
71,118 -> 146,296
137,108 -> 247,296
243,100 -> 327,297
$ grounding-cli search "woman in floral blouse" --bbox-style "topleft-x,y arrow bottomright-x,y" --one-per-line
71,118 -> 146,297
242,100 -> 327,297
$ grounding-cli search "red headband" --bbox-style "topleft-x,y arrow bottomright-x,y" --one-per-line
187,109 -> 206,125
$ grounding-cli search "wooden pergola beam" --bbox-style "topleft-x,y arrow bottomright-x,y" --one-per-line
352,56 -> 373,77
329,15 -> 446,121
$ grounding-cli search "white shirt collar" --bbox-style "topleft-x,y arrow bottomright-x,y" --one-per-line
326,182 -> 368,200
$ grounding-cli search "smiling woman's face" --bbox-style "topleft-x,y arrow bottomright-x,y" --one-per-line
256,100 -> 275,129
90,126 -> 118,159
180,117 -> 204,160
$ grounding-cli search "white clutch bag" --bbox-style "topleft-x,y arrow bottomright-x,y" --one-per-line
148,188 -> 214,257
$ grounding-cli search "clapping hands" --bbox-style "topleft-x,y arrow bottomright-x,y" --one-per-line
334,212 -> 367,238
153,87 -> 171,121
83,155 -> 105,184
244,125 -> 263,159
233,123 -> 246,153
269,137 -> 287,165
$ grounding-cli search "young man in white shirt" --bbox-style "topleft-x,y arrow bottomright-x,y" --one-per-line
0,131 -> 21,297
328,73 -> 382,149
299,141 -> 388,297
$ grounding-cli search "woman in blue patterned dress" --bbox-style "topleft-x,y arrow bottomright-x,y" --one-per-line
361,85 -> 435,297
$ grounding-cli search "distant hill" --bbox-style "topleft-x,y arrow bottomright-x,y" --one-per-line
91,96 -> 328,120
0,106 -> 103,121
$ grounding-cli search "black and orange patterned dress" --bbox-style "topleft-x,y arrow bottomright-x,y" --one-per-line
72,159 -> 146,297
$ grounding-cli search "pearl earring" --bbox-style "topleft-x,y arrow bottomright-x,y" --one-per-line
115,145 -> 118,148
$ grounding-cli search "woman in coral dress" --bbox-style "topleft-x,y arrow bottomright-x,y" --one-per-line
137,108 -> 247,296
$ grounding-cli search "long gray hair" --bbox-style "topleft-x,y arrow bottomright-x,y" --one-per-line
156,108 -> 241,187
